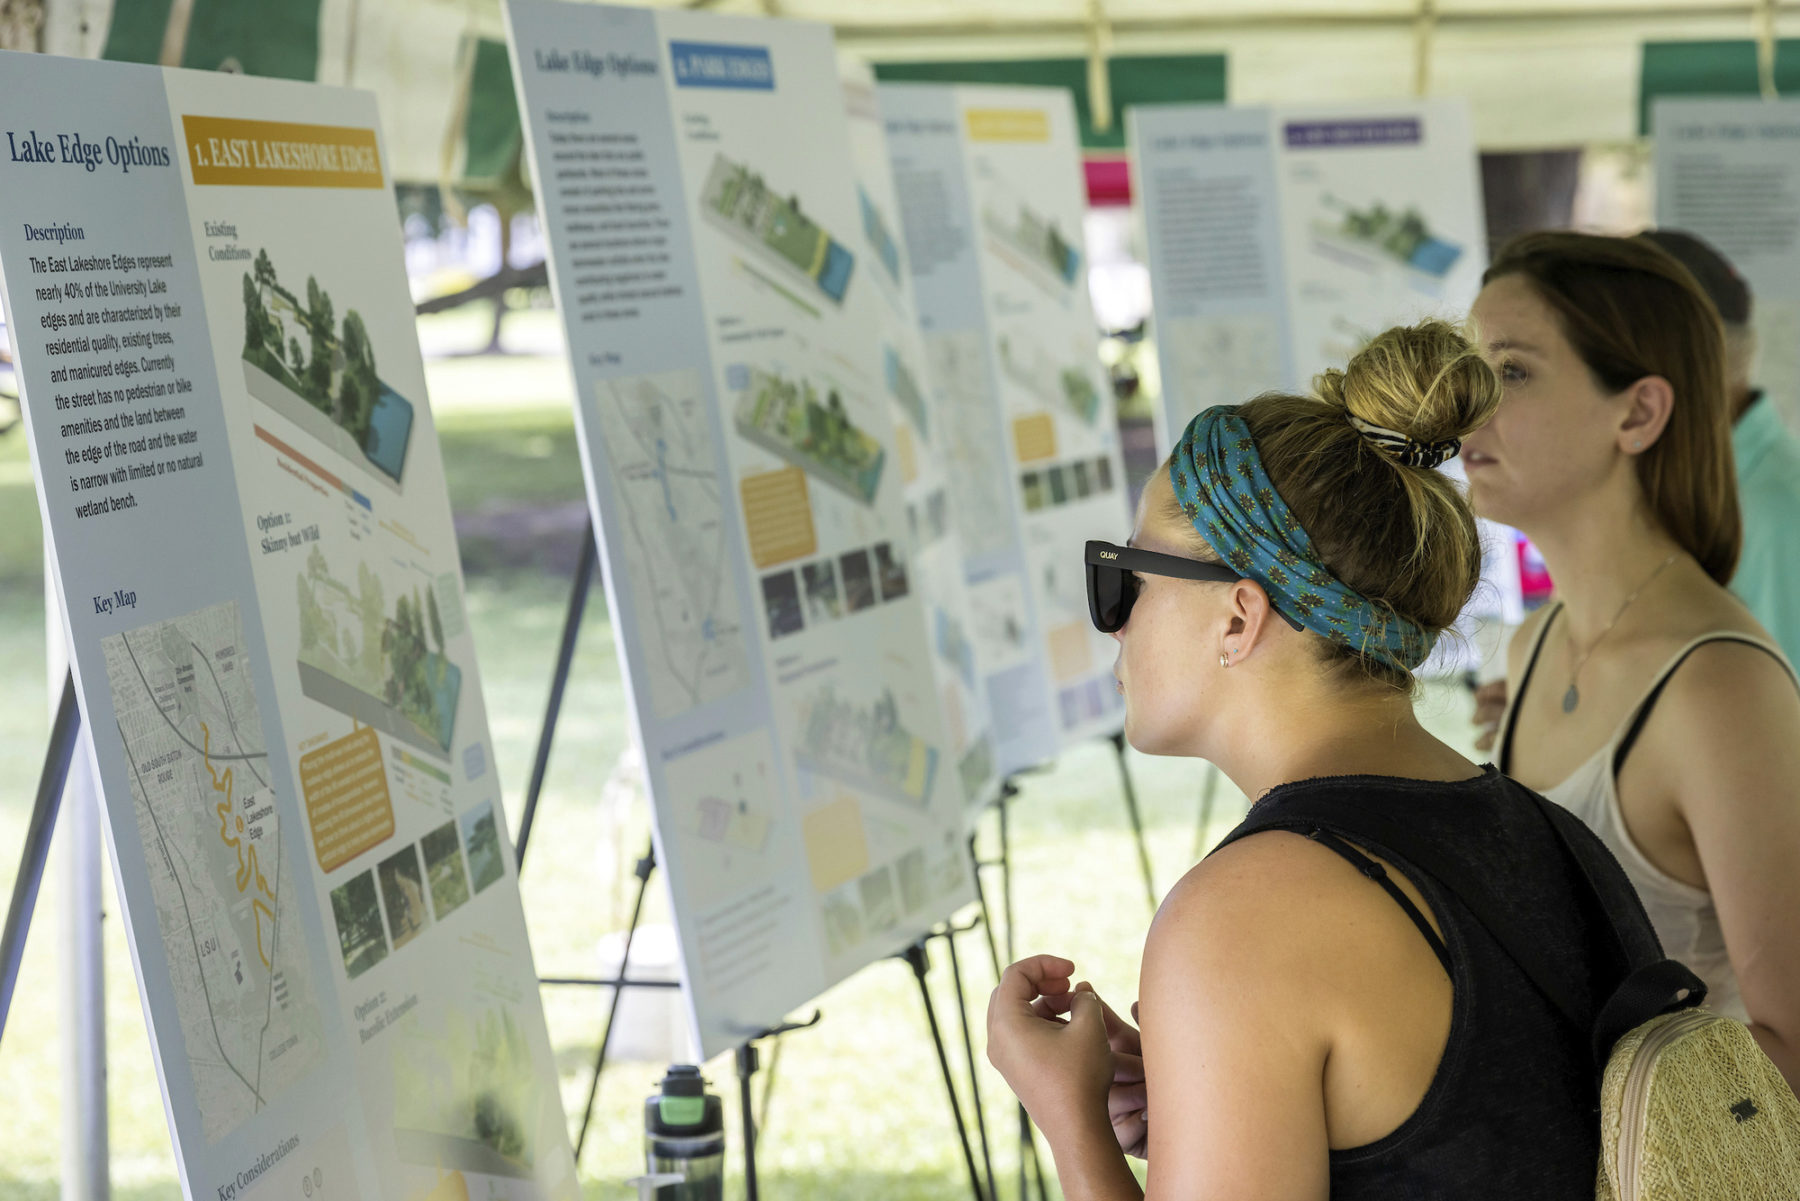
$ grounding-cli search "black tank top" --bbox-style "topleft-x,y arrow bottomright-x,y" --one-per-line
1213,765 -> 1661,1200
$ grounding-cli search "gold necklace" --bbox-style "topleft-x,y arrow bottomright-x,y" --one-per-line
1562,552 -> 1680,713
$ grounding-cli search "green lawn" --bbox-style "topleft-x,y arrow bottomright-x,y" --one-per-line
0,324 -> 1482,1199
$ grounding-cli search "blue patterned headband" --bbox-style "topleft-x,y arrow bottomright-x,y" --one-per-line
1169,407 -> 1434,672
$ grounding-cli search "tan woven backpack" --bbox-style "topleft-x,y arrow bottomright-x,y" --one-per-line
1594,976 -> 1800,1200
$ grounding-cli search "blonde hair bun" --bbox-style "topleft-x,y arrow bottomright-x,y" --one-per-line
1314,319 -> 1501,450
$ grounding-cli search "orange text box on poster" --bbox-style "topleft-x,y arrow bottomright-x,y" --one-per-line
741,467 -> 818,568
300,726 -> 395,872
182,115 -> 384,188
1012,414 -> 1057,463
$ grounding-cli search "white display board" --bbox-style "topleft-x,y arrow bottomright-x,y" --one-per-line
1131,99 -> 1522,634
0,52 -> 577,1201
880,83 -> 1131,774
504,0 -> 976,1060
843,59 -> 1001,813
1654,98 -> 1800,434
1132,100 -> 1488,450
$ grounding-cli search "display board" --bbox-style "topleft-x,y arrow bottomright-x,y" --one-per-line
0,52 -> 577,1201
1130,99 -> 1522,639
842,59 -> 1002,813
1653,98 -> 1800,433
1131,100 -> 1488,453
504,0 -> 976,1060
880,83 -> 1131,774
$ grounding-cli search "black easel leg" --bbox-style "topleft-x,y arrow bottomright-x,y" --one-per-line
945,926 -> 997,1201
906,943 -> 986,1201
572,841 -> 656,1160
1109,730 -> 1157,912
0,673 -> 79,1046
515,519 -> 597,869
969,831 -> 1004,980
737,1043 -> 760,1201
1193,761 -> 1222,863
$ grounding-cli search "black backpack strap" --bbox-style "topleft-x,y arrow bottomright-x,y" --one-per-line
1306,827 -> 1452,979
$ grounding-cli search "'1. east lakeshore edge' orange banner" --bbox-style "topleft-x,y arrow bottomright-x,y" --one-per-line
182,115 -> 383,188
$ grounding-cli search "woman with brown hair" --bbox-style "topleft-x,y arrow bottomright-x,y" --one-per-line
1474,231 -> 1800,1091
984,321 -> 1664,1198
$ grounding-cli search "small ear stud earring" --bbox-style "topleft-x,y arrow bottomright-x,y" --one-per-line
1633,440 -> 1644,451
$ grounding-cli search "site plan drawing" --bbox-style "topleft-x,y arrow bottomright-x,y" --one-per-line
596,369 -> 754,720
103,601 -> 325,1143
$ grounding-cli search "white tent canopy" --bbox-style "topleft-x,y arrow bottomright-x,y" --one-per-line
22,0 -> 1798,176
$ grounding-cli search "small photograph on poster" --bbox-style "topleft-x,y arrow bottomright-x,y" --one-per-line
802,560 -> 841,622
461,801 -> 505,894
238,247 -> 415,489
762,569 -> 805,639
421,820 -> 472,920
874,541 -> 910,601
378,843 -> 431,951
840,549 -> 876,613
389,995 -> 550,1180
700,153 -> 856,309
857,865 -> 899,933
331,870 -> 389,980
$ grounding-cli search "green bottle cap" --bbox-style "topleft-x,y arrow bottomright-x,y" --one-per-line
659,1095 -> 706,1127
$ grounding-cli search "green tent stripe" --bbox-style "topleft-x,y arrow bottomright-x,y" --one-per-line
1640,39 -> 1800,134
873,54 -> 1226,150
103,0 -> 321,80
464,38 -> 524,187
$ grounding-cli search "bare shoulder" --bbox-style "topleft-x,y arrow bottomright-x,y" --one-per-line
1149,830 -> 1425,985
1651,637 -> 1800,747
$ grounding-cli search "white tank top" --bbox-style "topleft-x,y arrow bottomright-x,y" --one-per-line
1497,603 -> 1798,1023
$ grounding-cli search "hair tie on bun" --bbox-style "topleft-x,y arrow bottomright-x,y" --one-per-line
1347,414 -> 1462,469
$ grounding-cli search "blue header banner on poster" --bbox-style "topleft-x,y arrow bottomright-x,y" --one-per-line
669,40 -> 774,90
1283,118 -> 1421,148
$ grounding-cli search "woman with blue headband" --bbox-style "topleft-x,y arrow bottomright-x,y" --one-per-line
985,320 -> 1662,1199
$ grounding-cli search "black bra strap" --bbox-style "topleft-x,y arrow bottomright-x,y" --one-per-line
1500,604 -> 1563,775
1615,636 -> 1795,775
1307,827 -> 1453,979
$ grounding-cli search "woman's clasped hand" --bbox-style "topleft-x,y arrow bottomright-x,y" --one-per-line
986,955 -> 1148,1159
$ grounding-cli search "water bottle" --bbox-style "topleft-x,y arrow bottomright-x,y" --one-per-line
644,1065 -> 724,1200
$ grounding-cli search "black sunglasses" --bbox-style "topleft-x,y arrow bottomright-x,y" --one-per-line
1085,540 -> 1306,634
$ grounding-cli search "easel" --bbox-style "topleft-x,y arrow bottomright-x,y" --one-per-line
0,672 -> 79,1045
513,519 -> 991,1200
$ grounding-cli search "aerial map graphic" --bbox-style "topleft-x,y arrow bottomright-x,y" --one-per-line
102,600 -> 324,1143
596,369 -> 753,720
734,365 -> 886,505
239,247 -> 415,487
701,154 -> 856,306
